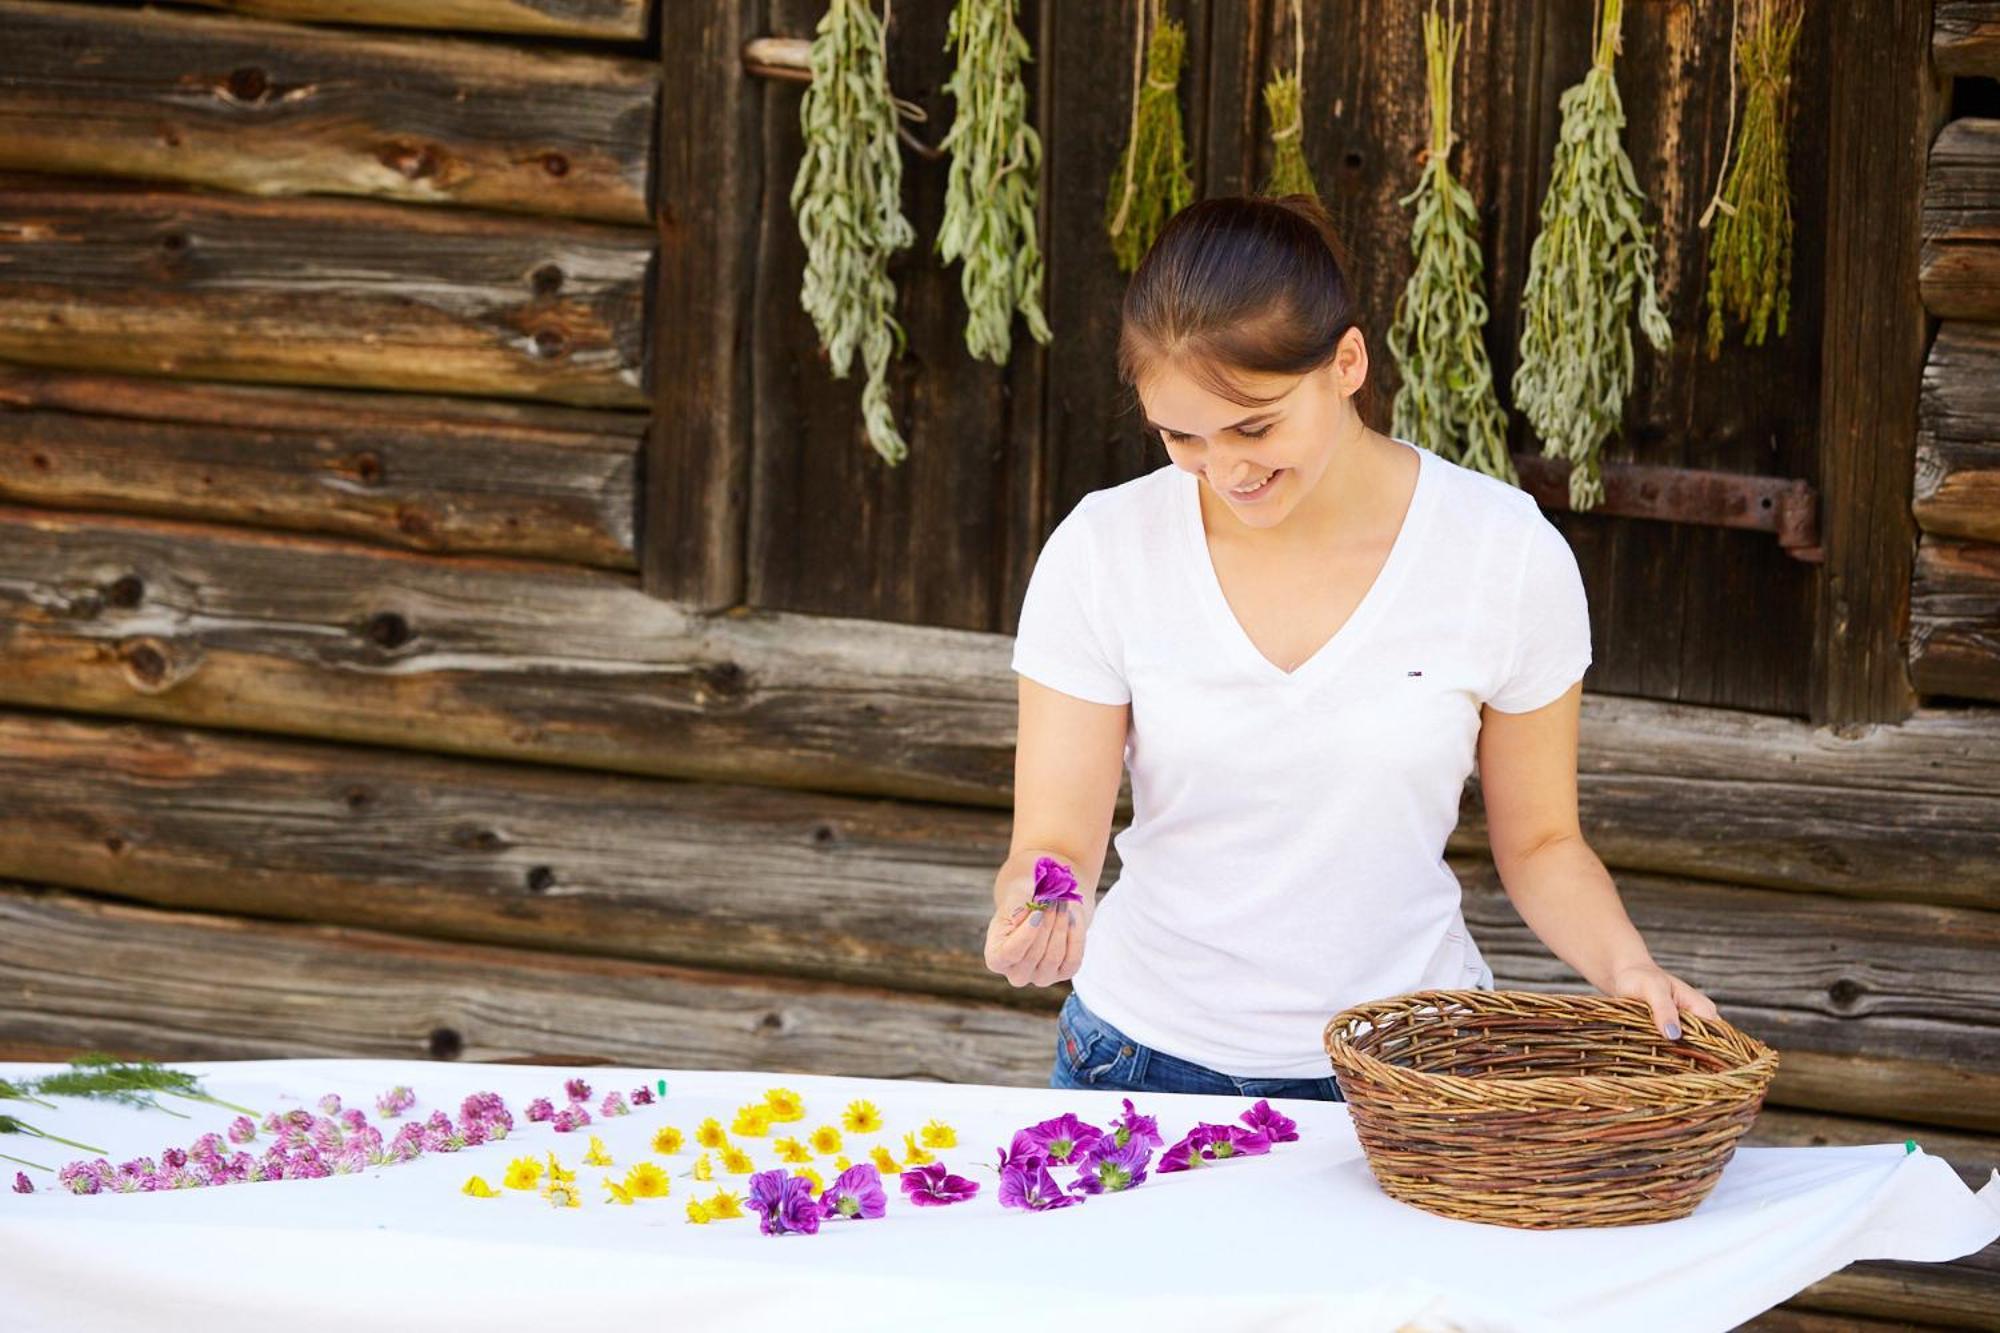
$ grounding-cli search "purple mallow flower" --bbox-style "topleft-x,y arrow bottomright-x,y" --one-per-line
1239,1098 -> 1299,1143
1157,1123 -> 1272,1173
1015,1112 -> 1104,1167
1071,1137 -> 1152,1195
899,1162 -> 980,1207
374,1085 -> 416,1119
1029,855 -> 1083,908
1110,1097 -> 1163,1152
747,1169 -> 822,1236
817,1164 -> 887,1222
996,1148 -> 1078,1212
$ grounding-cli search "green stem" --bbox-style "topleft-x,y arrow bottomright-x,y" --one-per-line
1,1150 -> 52,1173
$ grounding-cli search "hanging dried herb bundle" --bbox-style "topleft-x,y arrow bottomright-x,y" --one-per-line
1512,0 -> 1672,511
938,0 -> 1052,364
1261,0 -> 1319,200
1105,0 -> 1194,275
1387,0 -> 1512,486
1700,0 -> 1803,360
791,0 -> 917,464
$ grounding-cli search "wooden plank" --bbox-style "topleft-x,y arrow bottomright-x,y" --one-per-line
166,0 -> 651,41
1936,0 -> 2000,77
0,174 -> 651,407
1813,0 -> 1948,724
1921,118 -> 2000,320
1916,321 -> 2000,543
1786,1258 -> 2000,1330
1746,1107 -> 2000,1194
1,508 -> 1998,900
0,366 -> 642,568
0,882 -> 1054,1081
1736,1311 -> 1965,1333
4,709 -> 1999,1130
645,0 -> 761,610
0,0 -> 655,224
1910,534 -> 2000,702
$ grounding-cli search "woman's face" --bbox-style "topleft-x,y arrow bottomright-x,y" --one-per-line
1139,327 -> 1366,531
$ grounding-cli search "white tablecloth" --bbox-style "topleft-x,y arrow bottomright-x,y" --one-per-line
0,1059 -> 1993,1332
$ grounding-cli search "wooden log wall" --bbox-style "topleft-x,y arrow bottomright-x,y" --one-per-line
0,2 -> 1995,1323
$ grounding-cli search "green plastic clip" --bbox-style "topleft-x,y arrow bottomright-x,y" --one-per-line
1905,1138 -> 1918,1155
657,1078 -> 668,1097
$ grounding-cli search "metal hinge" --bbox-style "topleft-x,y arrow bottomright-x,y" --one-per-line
1510,454 -> 1823,563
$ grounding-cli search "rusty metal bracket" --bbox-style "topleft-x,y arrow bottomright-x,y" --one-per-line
1509,453 -> 1823,563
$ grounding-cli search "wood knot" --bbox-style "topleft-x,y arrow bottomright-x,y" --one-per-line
394,507 -> 436,540
1827,978 -> 1865,1010
757,1011 -> 783,1032
354,452 -> 384,485
107,574 -> 145,608
159,231 -> 188,254
378,139 -> 439,181
427,1026 -> 464,1059
525,865 -> 555,893
364,611 -> 411,649
343,785 -> 372,810
224,67 -> 270,103
531,328 -> 568,359
104,834 -> 126,854
29,452 -> 50,470
531,264 -> 564,297
117,636 -> 193,695
699,661 -> 747,697
811,823 -> 837,846
540,151 -> 570,177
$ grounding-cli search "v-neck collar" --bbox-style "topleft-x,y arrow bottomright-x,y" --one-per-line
1179,438 -> 1437,686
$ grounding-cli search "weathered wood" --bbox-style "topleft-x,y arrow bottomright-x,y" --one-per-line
1936,1 -> 2000,76
1736,1311 -> 1964,1333
0,366 -> 642,567
1814,0 -> 1947,724
4,710 -> 1998,1131
1746,1107 -> 2000,1195
166,0 -> 651,41
0,174 -> 651,407
0,1 -> 655,224
646,0 -> 762,609
1910,535 -> 2000,702
2,509 -> 1998,902
0,883 -> 1055,1082
1785,1258 -> 2000,1330
1916,322 -> 2000,544
1922,118 -> 2000,320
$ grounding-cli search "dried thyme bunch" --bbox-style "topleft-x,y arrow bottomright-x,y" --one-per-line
1387,0 -> 1513,485
791,0 -> 917,464
1105,0 -> 1194,275
938,0 -> 1052,364
1700,0 -> 1803,359
1512,0 -> 1671,511
1261,0 -> 1319,200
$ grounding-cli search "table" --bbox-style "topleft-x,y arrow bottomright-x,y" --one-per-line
1,1059 -> 1994,1332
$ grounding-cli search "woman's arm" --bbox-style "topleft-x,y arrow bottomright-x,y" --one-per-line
987,676 -> 1129,987
1476,680 -> 1720,1038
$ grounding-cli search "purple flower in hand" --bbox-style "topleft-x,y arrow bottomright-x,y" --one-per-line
1016,1112 -> 1104,1167
1239,1099 -> 1299,1144
899,1162 -> 980,1207
1029,856 -> 1083,908
1071,1137 -> 1152,1195
997,1148 -> 1078,1211
817,1164 -> 887,1221
747,1168 -> 822,1236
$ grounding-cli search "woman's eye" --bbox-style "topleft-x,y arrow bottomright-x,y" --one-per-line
1239,425 -> 1273,439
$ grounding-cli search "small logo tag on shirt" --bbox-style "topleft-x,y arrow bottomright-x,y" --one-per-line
1406,670 -> 1424,677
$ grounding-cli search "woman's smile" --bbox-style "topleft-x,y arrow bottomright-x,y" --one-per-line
1217,468 -> 1286,503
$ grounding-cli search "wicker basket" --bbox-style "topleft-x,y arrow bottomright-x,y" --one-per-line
1324,989 -> 1779,1229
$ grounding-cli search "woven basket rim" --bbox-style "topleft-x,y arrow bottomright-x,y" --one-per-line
1323,987 -> 1778,1097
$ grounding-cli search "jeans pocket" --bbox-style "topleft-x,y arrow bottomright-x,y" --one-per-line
1056,992 -> 1136,1086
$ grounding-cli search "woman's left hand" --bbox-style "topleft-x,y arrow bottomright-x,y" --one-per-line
1605,961 -> 1721,1041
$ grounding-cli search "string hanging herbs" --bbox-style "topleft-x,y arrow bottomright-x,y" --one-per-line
1105,0 -> 1194,274
791,0 -> 917,464
1260,0 -> 1319,200
1387,0 -> 1513,485
1699,0 -> 1802,359
1512,0 -> 1671,511
937,0 -> 1052,364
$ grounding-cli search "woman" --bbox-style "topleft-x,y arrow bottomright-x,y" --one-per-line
986,194 -> 1719,1100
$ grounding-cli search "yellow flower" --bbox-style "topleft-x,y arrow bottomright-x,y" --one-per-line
582,1135 -> 614,1167
685,1199 -> 713,1224
720,1145 -> 756,1175
833,1155 -> 852,1171
543,1180 -> 581,1208
842,1100 -> 883,1134
695,1117 -> 728,1149
773,1137 -> 813,1164
868,1146 -> 901,1176
901,1132 -> 936,1167
692,1152 -> 713,1181
732,1104 -> 773,1137
704,1188 -> 745,1219
919,1119 -> 957,1149
763,1087 -> 806,1122
792,1166 -> 825,1193
545,1152 -> 575,1185
625,1162 -> 670,1199
461,1175 -> 499,1197
652,1126 -> 684,1155
603,1178 -> 633,1205
502,1157 -> 543,1191
809,1125 -> 844,1155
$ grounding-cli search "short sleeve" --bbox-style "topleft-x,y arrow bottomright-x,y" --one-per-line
1009,499 -> 1130,706
1486,514 -> 1593,713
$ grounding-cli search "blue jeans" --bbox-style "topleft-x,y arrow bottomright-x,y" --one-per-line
1047,989 -> 1346,1101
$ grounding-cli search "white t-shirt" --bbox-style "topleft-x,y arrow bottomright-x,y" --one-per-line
1008,438 -> 1593,1078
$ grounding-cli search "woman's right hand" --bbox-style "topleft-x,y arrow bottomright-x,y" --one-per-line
984,855 -> 1087,988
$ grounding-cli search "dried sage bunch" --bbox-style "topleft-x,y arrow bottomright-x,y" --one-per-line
1512,0 -> 1671,511
938,0 -> 1052,364
1700,0 -> 1803,359
1105,0 -> 1194,275
1387,0 -> 1513,485
1261,0 -> 1319,200
791,0 -> 916,464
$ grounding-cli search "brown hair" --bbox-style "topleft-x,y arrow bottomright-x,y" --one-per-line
1116,193 -> 1375,425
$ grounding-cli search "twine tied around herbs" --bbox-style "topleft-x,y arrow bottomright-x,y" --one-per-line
1105,0 -> 1194,274
1261,0 -> 1319,200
